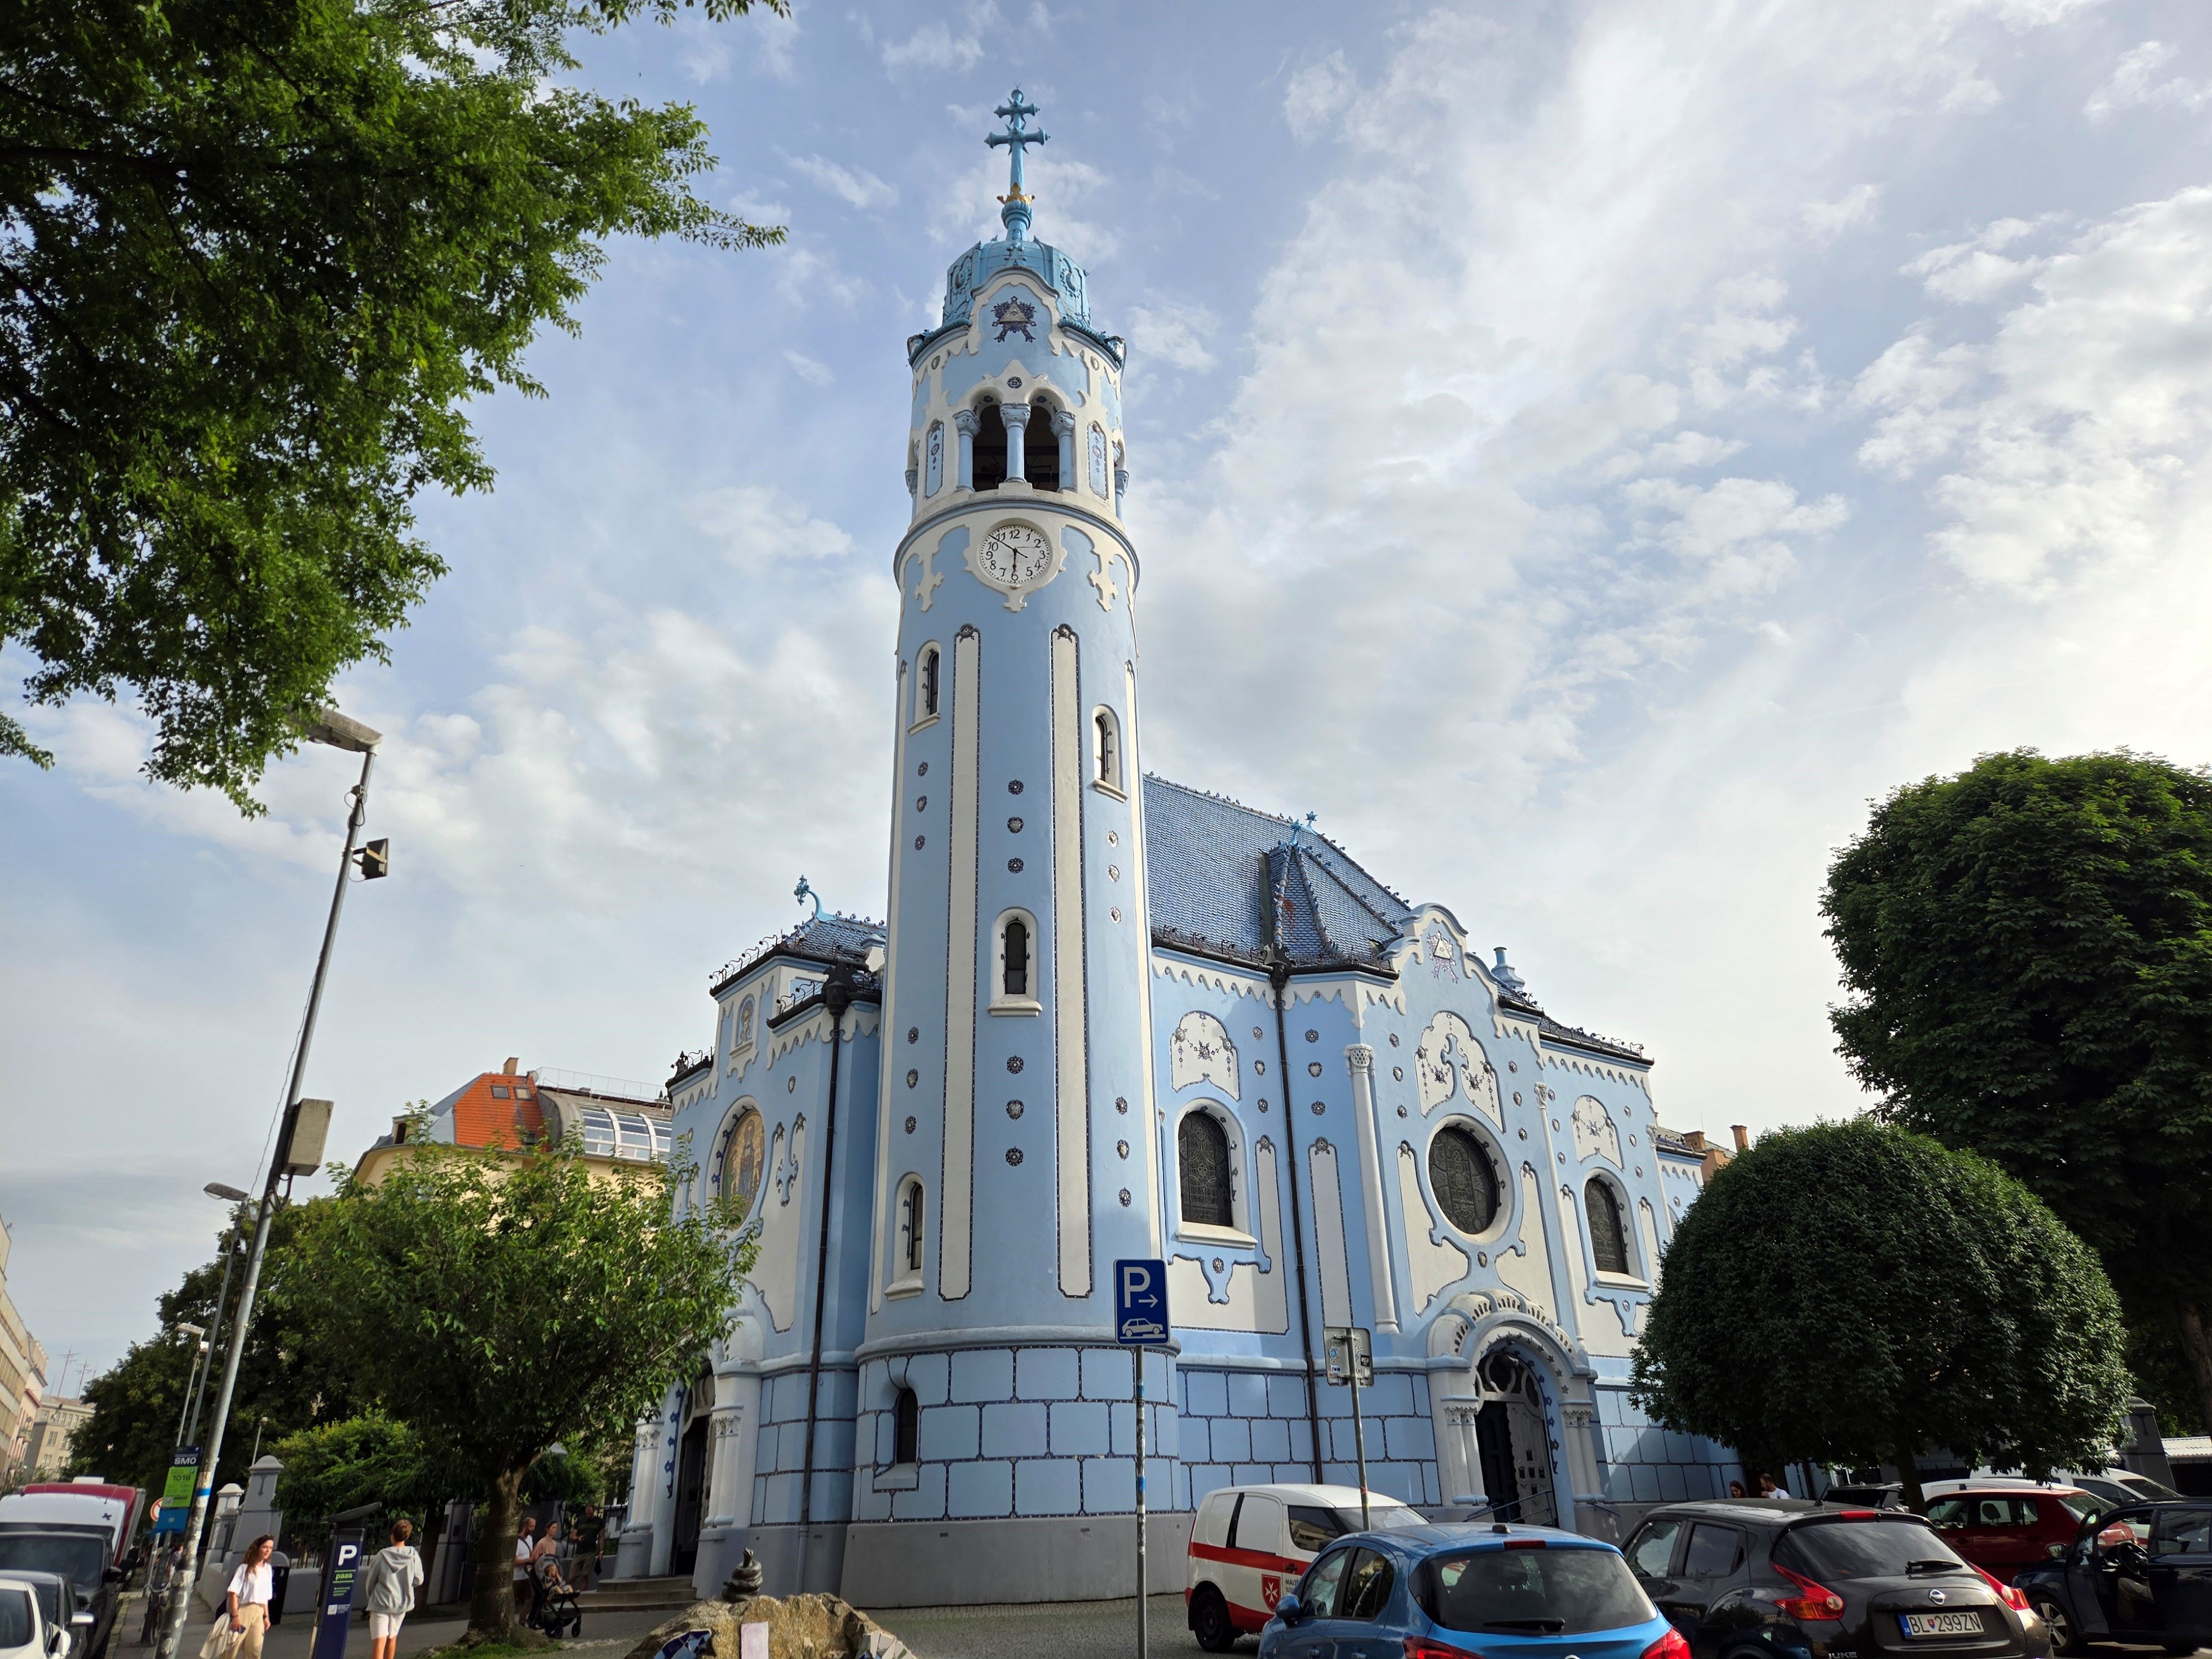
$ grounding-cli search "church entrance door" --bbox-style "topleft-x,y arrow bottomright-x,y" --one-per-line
1474,1346 -> 1559,1526
669,1418 -> 708,1575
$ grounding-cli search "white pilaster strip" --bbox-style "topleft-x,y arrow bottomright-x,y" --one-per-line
941,627 -> 981,1300
870,661 -> 908,1314
1051,625 -> 1092,1296
1124,660 -> 1162,1256
1345,1044 -> 1400,1333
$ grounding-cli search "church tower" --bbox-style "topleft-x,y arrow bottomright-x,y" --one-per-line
844,91 -> 1167,1598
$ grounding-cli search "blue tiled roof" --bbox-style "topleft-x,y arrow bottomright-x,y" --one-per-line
710,913 -> 885,997
1142,776 -> 1414,967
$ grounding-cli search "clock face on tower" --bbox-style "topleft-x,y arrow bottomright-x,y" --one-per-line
976,521 -> 1055,588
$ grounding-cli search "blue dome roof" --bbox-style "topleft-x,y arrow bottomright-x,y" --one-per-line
941,234 -> 1092,330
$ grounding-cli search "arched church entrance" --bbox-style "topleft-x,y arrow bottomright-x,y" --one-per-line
1472,1344 -> 1559,1526
669,1368 -> 713,1575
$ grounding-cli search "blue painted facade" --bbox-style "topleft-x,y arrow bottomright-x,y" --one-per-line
613,95 -> 1738,1607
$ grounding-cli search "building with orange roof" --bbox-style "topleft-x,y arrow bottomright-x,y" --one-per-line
354,1057 -> 672,1185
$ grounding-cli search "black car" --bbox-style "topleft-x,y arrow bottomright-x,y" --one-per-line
1621,1499 -> 2051,1659
2012,1500 -> 2212,1657
0,1530 -> 122,1659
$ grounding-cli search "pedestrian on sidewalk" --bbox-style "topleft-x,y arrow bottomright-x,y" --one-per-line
512,1518 -> 537,1624
1757,1472 -> 1792,1500
201,1537 -> 275,1659
357,1520 -> 424,1659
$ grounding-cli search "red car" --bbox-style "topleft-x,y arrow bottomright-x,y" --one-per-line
1923,1486 -> 2112,1584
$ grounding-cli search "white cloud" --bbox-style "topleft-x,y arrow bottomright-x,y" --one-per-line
880,20 -> 984,74
782,350 -> 833,385
684,484 -> 854,569
1284,51 -> 1358,141
787,153 -> 899,211
2085,40 -> 2212,119
1856,186 -> 2212,593
1123,299 -> 1219,373
931,149 -> 1118,264
1801,184 -> 1881,243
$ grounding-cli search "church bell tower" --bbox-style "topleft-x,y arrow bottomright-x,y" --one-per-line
869,91 -> 1155,1331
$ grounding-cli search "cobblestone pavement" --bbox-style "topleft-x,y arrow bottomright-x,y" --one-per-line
873,1594 -> 1200,1658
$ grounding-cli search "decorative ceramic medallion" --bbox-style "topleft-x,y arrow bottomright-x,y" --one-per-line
991,291 -> 1038,342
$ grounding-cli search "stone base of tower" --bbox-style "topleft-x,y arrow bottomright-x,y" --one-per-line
838,1511 -> 1195,1608
745,1521 -> 851,1598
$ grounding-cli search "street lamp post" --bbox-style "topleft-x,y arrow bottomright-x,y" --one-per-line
169,1329 -> 206,1447
153,709 -> 383,1659
178,1185 -> 254,1452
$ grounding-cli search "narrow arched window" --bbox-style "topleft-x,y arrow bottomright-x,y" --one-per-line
1003,917 -> 1030,997
893,1386 -> 920,1464
1587,1177 -> 1630,1275
1093,708 -> 1120,791
902,1179 -> 926,1274
917,646 -> 940,720
971,401 -> 1008,491
1178,1110 -> 1234,1228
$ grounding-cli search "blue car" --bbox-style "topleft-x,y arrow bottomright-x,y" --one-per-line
1260,1520 -> 1690,1659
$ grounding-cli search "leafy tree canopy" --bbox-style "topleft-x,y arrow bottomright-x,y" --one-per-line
0,0 -> 783,807
1822,749 -> 2212,1431
71,1202 -> 369,1498
272,1411 -> 466,1545
1629,1119 -> 2131,1506
281,1134 -> 752,1636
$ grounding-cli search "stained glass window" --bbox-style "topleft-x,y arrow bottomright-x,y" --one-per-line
1003,917 -> 1030,998
893,1388 -> 920,1464
728,1112 -> 764,1208
1179,1110 -> 1234,1228
1429,1126 -> 1500,1235
1587,1178 -> 1631,1275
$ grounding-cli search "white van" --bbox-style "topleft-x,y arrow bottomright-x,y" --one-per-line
1183,1482 -> 1427,1651
0,1496 -> 132,1573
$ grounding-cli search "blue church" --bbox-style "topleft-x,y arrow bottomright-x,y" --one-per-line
612,92 -> 1739,1606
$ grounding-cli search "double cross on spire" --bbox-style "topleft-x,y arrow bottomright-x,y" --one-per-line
986,88 -> 1048,242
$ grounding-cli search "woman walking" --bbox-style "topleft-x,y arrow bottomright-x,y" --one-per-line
358,1520 -> 425,1659
203,1537 -> 275,1659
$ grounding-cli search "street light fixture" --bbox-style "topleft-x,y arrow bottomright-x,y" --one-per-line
203,1183 -> 249,1204
178,1188 -> 255,1455
154,708 -> 385,1659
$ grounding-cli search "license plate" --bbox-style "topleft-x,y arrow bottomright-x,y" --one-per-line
1900,1612 -> 1984,1638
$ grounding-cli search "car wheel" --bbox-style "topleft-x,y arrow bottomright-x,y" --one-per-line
2033,1597 -> 2084,1657
1190,1585 -> 1237,1653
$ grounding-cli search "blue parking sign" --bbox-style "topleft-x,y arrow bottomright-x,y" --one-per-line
1114,1258 -> 1168,1344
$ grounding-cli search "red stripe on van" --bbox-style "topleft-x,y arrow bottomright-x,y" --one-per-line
1188,1540 -> 1308,1575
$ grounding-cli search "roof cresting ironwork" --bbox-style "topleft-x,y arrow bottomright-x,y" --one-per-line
986,88 -> 1048,242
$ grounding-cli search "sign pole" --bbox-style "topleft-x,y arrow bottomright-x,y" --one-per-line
1114,1258 -> 1168,1659
1348,1357 -> 1370,1532
1135,1348 -> 1148,1659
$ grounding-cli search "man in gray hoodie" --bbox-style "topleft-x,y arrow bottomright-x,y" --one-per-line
357,1520 -> 425,1659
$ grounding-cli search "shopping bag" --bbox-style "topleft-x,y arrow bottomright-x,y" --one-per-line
197,1618 -> 244,1659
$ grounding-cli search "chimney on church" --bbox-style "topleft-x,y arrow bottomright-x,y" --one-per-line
503,1056 -> 519,1074
1731,1124 -> 1750,1153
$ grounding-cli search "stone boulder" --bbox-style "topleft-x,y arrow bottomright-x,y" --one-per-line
622,1594 -> 915,1659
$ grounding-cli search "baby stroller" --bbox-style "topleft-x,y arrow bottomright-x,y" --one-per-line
528,1560 -> 582,1640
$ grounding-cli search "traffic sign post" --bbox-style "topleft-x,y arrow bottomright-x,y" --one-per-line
1116,1259 -> 1169,1659
1323,1326 -> 1375,1531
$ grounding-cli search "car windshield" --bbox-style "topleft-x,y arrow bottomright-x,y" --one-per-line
0,1578 -> 61,1626
0,1588 -> 33,1650
1778,1520 -> 1969,1581
1340,1505 -> 1426,1533
1417,1546 -> 1655,1636
0,1537 -> 103,1588
2117,1475 -> 2180,1501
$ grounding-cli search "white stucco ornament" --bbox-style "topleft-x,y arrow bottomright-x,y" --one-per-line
1170,1011 -> 1239,1099
1572,1095 -> 1621,1165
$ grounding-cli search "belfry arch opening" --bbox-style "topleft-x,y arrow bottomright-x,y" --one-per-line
971,401 -> 1008,491
1027,399 -> 1062,491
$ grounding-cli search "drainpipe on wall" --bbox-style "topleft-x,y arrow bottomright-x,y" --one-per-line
794,966 -> 854,1593
1267,942 -> 1326,1484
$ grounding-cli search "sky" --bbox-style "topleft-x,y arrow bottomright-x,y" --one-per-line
6,0 -> 2212,1385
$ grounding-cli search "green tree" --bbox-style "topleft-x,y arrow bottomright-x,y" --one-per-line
272,1412 -> 465,1545
1629,1120 -> 2131,1507
283,1135 -> 751,1638
1822,749 -> 2212,1432
0,0 -> 784,807
71,1203 -> 367,1497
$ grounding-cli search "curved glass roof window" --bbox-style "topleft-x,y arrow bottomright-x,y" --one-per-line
578,1106 -> 671,1163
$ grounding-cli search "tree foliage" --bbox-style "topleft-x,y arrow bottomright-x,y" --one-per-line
0,0 -> 784,806
1629,1120 -> 2131,1506
272,1412 -> 465,1545
71,1203 -> 367,1496
1822,749 -> 2212,1431
281,1136 -> 750,1637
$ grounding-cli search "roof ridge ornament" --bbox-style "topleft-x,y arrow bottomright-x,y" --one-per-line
985,88 -> 1048,243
